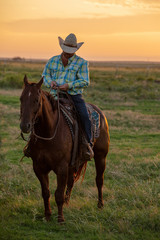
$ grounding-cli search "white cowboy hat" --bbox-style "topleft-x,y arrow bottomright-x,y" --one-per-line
58,33 -> 84,54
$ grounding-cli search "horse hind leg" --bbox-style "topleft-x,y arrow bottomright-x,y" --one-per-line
94,153 -> 106,208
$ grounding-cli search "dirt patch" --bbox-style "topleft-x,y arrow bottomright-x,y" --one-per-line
107,109 -> 160,122
104,109 -> 160,133
0,89 -> 22,96
0,103 -> 19,114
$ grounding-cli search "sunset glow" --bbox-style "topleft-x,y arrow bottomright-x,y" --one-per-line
1,0 -> 160,61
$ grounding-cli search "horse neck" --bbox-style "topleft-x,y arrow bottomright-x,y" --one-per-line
36,92 -> 58,134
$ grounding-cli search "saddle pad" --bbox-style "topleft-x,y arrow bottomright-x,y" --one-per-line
60,102 -> 100,142
86,104 -> 100,141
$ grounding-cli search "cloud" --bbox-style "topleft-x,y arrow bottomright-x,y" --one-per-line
2,14 -> 160,35
84,0 -> 160,6
84,0 -> 160,13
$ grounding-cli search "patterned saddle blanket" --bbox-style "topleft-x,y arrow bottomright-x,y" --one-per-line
60,101 -> 100,144
86,103 -> 100,142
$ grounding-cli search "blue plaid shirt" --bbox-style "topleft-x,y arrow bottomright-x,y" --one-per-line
42,54 -> 90,97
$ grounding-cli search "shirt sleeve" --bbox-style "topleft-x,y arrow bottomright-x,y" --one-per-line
42,61 -> 52,88
67,61 -> 90,90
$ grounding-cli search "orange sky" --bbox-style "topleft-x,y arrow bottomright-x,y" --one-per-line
0,0 -> 160,61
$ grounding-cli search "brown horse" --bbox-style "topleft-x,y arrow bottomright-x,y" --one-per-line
20,75 -> 110,222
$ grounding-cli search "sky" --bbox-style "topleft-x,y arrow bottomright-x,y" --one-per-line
0,0 -> 160,61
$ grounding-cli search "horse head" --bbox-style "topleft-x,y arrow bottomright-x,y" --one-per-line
20,75 -> 43,133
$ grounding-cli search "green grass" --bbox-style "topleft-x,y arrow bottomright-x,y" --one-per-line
0,61 -> 160,239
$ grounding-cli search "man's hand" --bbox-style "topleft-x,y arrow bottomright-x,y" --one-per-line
59,83 -> 69,91
51,81 -> 57,89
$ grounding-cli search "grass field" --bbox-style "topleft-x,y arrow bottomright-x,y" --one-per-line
0,60 -> 160,240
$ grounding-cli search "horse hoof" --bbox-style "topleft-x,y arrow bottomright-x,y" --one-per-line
45,213 -> 51,221
58,216 -> 65,224
97,201 -> 104,209
64,197 -> 70,205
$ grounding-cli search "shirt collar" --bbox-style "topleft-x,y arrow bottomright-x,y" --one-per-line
68,54 -> 76,64
59,54 -> 76,65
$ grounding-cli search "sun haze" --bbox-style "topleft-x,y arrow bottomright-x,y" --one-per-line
0,0 -> 160,61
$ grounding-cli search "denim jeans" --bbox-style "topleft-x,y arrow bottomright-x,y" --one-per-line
70,94 -> 91,143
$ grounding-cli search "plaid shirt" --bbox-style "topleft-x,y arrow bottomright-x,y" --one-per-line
42,54 -> 90,96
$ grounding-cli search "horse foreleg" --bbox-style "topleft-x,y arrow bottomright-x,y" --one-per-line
33,167 -> 51,221
65,168 -> 75,205
94,154 -> 106,208
55,169 -> 68,223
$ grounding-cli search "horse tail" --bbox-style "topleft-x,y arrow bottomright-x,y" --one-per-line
74,162 -> 87,183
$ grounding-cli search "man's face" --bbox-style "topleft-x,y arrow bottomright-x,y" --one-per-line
63,51 -> 74,59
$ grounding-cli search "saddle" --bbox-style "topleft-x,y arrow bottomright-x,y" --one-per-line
59,92 -> 100,170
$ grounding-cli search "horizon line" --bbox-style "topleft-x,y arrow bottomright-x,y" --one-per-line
1,57 -> 160,67
0,56 -> 160,63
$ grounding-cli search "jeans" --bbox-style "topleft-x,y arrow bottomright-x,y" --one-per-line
70,94 -> 91,143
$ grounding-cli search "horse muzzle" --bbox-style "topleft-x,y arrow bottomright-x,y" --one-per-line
20,122 -> 31,133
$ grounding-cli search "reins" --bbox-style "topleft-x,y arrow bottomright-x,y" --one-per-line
32,88 -> 61,141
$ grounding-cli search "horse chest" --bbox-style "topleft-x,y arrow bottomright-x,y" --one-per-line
31,143 -> 68,172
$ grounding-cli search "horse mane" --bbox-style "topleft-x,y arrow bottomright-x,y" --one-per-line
42,90 -> 57,111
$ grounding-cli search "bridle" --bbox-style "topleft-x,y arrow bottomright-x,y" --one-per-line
21,89 -> 61,141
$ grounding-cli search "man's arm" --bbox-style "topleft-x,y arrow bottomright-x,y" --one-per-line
68,61 -> 90,90
42,61 -> 52,88
42,60 -> 59,91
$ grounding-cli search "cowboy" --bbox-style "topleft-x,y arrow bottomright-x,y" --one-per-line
42,33 -> 94,158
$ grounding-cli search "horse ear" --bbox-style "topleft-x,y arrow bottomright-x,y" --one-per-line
24,75 -> 28,86
37,77 -> 44,88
